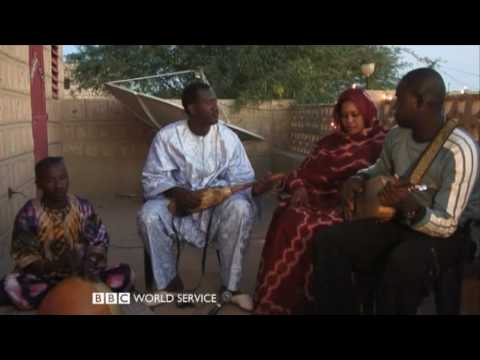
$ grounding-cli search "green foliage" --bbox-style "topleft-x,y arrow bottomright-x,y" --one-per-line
67,45 -> 407,105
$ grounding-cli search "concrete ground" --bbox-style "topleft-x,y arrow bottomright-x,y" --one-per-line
2,191 -> 477,315
97,192 -> 277,315
84,192 -> 442,315
95,192 -> 477,316
0,192 -> 275,316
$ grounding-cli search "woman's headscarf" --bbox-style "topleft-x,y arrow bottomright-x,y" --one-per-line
333,88 -> 378,129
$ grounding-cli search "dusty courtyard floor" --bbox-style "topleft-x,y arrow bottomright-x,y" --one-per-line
93,192 -> 278,315
0,193 -> 276,316
2,191 -> 476,315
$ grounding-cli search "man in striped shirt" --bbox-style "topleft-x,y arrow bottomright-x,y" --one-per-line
312,68 -> 480,315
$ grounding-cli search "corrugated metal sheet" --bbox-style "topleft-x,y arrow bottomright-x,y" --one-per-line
104,70 -> 264,142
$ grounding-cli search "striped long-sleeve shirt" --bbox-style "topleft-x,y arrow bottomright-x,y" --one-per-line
358,125 -> 480,238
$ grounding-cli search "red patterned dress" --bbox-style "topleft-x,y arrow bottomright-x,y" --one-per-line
254,124 -> 386,314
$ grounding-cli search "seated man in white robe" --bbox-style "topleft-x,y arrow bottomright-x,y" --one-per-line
137,81 -> 273,311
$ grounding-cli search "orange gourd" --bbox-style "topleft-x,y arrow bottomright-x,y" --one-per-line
38,277 -> 121,315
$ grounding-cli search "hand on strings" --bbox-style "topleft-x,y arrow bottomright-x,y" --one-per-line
166,187 -> 202,215
377,175 -> 410,208
252,172 -> 281,197
341,176 -> 365,221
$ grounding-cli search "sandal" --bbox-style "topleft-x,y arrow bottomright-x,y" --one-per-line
218,287 -> 254,313
229,293 -> 254,312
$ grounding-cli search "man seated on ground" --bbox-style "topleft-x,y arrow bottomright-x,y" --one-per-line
312,68 -> 480,315
0,157 -> 134,310
137,81 -> 275,312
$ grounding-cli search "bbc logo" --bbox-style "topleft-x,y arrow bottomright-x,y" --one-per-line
92,292 -> 131,305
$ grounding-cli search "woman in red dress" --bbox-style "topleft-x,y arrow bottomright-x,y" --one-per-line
254,88 -> 387,314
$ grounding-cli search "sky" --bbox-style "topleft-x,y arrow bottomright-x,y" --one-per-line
399,45 -> 479,92
63,45 -> 480,92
